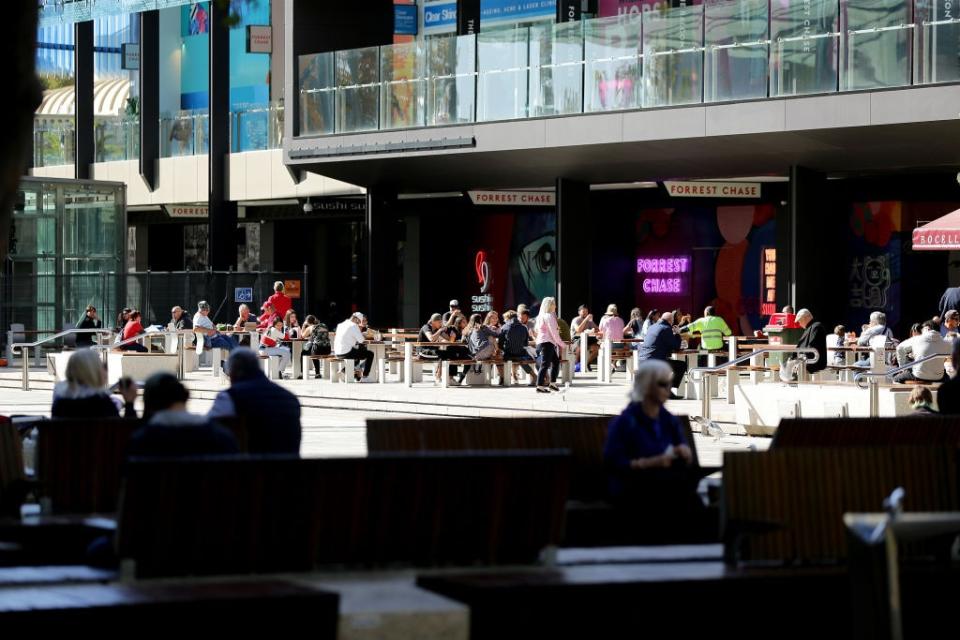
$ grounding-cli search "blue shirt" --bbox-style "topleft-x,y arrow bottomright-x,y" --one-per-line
604,404 -> 688,472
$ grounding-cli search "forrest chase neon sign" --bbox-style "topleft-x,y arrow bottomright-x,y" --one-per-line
637,256 -> 690,295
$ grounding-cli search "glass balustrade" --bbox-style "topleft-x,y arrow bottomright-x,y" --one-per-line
95,118 -> 140,162
704,0 -> 770,103
160,111 -> 209,158
34,119 -> 76,168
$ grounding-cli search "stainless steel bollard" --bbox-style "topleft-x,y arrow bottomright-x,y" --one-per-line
869,377 -> 880,418
21,347 -> 29,391
700,374 -> 710,420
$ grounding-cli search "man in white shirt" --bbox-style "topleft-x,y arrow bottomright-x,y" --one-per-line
193,301 -> 238,351
334,312 -> 374,381
895,321 -> 950,383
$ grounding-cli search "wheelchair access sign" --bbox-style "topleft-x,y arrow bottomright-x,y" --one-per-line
234,287 -> 254,303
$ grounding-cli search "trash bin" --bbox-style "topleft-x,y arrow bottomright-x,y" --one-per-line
764,313 -> 803,367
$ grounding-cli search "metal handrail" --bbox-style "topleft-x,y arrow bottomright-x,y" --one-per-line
11,328 -> 115,352
91,330 -> 180,351
689,347 -> 820,380
853,354 -> 949,390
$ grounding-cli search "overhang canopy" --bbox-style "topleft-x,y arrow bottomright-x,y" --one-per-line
913,209 -> 960,251
36,78 -> 132,118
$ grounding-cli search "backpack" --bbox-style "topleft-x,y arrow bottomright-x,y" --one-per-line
307,323 -> 331,354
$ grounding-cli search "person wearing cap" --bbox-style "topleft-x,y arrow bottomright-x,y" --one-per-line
193,301 -> 238,351
442,300 -> 461,324
257,302 -> 280,330
334,312 -> 375,381
680,306 -> 732,353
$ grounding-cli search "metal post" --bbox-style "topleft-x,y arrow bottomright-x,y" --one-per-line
21,347 -> 29,391
869,377 -> 880,418
885,523 -> 903,640
700,374 -> 710,420
579,331 -> 588,377
726,335 -> 738,404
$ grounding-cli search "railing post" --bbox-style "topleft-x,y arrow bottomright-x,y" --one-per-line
869,377 -> 880,418
21,347 -> 29,391
726,336 -> 738,404
700,374 -> 710,420
579,331 -> 588,377
601,337 -> 612,383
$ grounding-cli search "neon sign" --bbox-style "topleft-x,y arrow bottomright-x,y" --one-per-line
637,255 -> 689,296
473,250 -> 493,312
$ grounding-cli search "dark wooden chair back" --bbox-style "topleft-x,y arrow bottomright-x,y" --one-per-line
117,452 -> 571,578
366,415 -> 699,501
722,446 -> 959,564
210,415 -> 250,452
0,417 -> 25,517
36,418 -> 141,513
772,416 -> 960,449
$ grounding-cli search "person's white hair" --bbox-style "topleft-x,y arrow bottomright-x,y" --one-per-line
870,311 -> 886,325
796,308 -> 813,322
660,311 -> 675,325
539,297 -> 557,315
629,360 -> 674,403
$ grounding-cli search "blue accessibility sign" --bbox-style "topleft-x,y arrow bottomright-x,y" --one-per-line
234,287 -> 254,303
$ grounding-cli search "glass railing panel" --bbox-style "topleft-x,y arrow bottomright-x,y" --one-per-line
584,15 -> 642,113
642,4 -> 705,108
841,0 -> 913,91
381,40 -> 426,130
704,0 -> 770,102
95,118 -> 140,162
231,104 -> 283,152
299,51 -> 336,136
160,111 -> 208,157
770,0 -> 840,97
478,25 -> 532,121
915,0 -> 960,84
424,33 -> 477,126
33,119 -> 76,167
336,46 -> 381,134
530,20 -> 585,117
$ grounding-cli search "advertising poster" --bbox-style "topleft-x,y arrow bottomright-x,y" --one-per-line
598,0 -> 701,19
846,202 -> 901,331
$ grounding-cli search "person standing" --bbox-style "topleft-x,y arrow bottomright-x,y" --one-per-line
534,297 -> 564,393
193,301 -> 239,351
266,281 -> 292,321
75,305 -> 102,348
208,349 -> 302,454
334,312 -> 374,381
938,340 -> 960,414
939,285 -> 960,320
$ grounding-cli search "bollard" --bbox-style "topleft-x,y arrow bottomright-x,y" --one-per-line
404,343 -> 414,388
868,377 -> 880,418
21,347 -> 29,391
580,332 -> 589,378
602,338 -> 613,384
700,374 -> 710,420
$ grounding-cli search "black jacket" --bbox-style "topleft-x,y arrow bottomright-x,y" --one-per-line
75,315 -> 102,347
225,373 -> 302,454
499,320 -> 531,358
796,321 -> 828,373
940,287 -> 960,319
937,376 -> 960,415
127,421 -> 239,458
51,393 -> 135,419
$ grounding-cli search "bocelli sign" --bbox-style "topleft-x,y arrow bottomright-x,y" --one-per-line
637,256 -> 689,295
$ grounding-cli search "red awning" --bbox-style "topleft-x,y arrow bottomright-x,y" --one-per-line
912,208 -> 960,250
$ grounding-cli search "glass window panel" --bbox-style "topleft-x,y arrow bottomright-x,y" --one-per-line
298,52 -> 336,135
770,0 -> 840,97
381,40 -> 425,130
642,4 -> 705,108
584,15 -> 642,113
704,0 -> 769,102
336,46 -> 381,134
530,21 -> 584,117
425,34 -> 476,126
841,0 -> 913,91
478,26 -> 531,122
916,0 -> 960,84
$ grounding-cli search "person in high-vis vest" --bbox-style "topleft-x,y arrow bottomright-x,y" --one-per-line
681,306 -> 732,352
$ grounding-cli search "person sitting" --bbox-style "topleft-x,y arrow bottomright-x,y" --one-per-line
624,307 -> 643,339
465,312 -> 501,383
895,321 -> 950,383
790,308 -> 828,377
603,360 -> 705,543
829,325 -> 847,366
259,317 -> 292,378
781,305 -> 795,315
637,311 -> 684,398
855,311 -> 895,367
442,299 -> 460,324
114,308 -> 131,338
233,303 -> 253,346
599,304 -> 626,345
681,306 -> 732,354
208,349 -> 302,454
301,314 -> 331,377
257,302 -> 280,330
571,305 -> 599,371
266,280 -> 292,321
193,301 -> 238,352
170,305 -> 192,332
517,304 -> 536,335
639,309 -> 660,341
127,373 -> 239,458
120,310 -> 148,352
284,309 -> 301,339
334,312 -> 375,381
940,309 -> 959,340
51,349 -> 137,419
75,305 -> 102,348
499,310 -> 536,386
419,313 -> 466,383
909,386 -> 937,415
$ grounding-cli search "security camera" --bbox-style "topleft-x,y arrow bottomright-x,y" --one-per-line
303,200 -> 313,213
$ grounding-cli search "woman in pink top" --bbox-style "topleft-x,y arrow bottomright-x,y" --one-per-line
599,304 -> 626,344
534,297 -> 565,393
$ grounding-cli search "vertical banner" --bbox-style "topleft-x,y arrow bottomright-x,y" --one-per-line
458,0 -> 481,34
390,0 -> 418,128
556,0 -> 581,22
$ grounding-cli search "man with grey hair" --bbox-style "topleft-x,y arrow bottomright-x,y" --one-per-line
855,310 -> 895,367
637,311 -> 686,397
795,308 -> 827,374
192,300 -> 238,352
170,305 -> 191,331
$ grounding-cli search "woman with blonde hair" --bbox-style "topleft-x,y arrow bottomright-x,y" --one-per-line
51,349 -> 137,418
534,296 -> 565,393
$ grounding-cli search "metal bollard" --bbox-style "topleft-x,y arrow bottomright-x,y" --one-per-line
21,347 -> 29,391
700,374 -> 710,420
868,377 -> 880,418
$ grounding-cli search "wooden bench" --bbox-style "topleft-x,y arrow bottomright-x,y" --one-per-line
771,416 -> 960,449
722,446 -> 960,565
0,579 -> 339,632
116,452 -> 570,578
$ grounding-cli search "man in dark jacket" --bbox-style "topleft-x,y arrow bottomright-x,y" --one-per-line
937,339 -> 960,415
499,310 -> 536,385
939,286 -> 960,320
208,348 -> 302,454
637,312 -> 686,396
75,305 -> 102,348
795,308 -> 827,374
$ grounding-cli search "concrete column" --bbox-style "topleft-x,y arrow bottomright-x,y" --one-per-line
208,2 -> 238,270
139,11 -> 159,191
74,21 -> 94,180
556,178 -> 591,321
